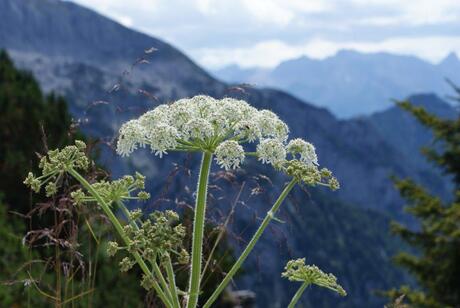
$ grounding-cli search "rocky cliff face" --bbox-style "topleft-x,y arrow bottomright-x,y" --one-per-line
1,0 -> 455,306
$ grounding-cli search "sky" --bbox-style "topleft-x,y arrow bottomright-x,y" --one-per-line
68,0 -> 460,69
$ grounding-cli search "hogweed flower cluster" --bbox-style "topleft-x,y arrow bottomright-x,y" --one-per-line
23,96 -> 346,308
116,95 -> 339,190
286,138 -> 318,166
24,140 -> 89,196
114,95 -> 343,308
70,172 -> 150,206
23,140 -> 186,305
282,258 -> 347,297
116,95 -> 338,189
214,140 -> 245,170
107,210 -> 189,277
116,95 -> 290,170
284,160 -> 339,190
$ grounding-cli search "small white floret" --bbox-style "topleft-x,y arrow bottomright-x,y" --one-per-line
286,138 -> 318,166
147,124 -> 179,157
215,140 -> 245,170
256,138 -> 286,165
184,118 -> 214,140
116,119 -> 146,156
256,110 -> 289,141
234,120 -> 262,142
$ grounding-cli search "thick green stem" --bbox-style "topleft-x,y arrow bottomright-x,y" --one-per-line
165,254 -> 181,308
288,282 -> 309,308
68,168 -> 172,307
203,178 -> 297,308
186,152 -> 213,308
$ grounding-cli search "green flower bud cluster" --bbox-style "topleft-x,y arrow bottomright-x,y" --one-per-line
284,160 -> 340,190
108,210 -> 189,273
119,257 -> 136,272
282,258 -> 347,296
107,241 -> 119,257
70,172 -> 150,206
24,140 -> 89,196
140,273 -> 156,291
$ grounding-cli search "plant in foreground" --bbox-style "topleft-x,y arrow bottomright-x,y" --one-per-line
282,258 -> 346,308
25,95 -> 345,307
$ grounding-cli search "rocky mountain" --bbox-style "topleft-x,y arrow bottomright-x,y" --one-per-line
213,50 -> 460,118
0,0 -> 455,306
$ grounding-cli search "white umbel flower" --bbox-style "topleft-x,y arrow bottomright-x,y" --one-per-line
256,110 -> 289,141
219,98 -> 247,124
116,95 -> 295,170
234,120 -> 262,142
147,124 -> 179,157
257,110 -> 278,134
287,138 -> 318,166
117,119 -> 146,156
184,118 -> 214,140
271,119 -> 289,141
139,105 -> 171,128
215,140 -> 245,170
208,112 -> 230,137
190,95 -> 218,118
256,138 -> 286,165
169,100 -> 195,131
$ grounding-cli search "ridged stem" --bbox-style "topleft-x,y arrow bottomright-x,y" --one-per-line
203,178 -> 297,308
288,282 -> 309,308
165,254 -> 181,308
186,152 -> 213,308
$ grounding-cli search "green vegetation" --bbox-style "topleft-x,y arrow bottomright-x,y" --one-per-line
0,50 -> 144,307
386,94 -> 460,307
0,50 -> 72,215
0,196 -> 32,306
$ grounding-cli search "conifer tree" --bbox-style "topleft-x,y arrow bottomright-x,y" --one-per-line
0,50 -> 72,215
387,89 -> 460,307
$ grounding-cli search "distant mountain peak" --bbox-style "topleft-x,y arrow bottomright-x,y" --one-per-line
214,48 -> 459,117
277,54 -> 314,66
335,49 -> 361,57
439,51 -> 459,66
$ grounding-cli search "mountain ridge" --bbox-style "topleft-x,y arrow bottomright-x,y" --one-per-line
213,50 -> 460,118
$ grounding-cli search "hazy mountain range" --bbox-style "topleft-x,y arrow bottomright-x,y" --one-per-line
214,51 -> 460,118
1,0 -> 457,306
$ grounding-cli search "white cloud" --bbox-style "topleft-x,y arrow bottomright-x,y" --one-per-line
243,1 -> 294,26
196,40 -> 301,68
241,0 -> 332,26
111,14 -> 133,27
67,0 -> 460,68
351,0 -> 460,25
195,0 -> 217,15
